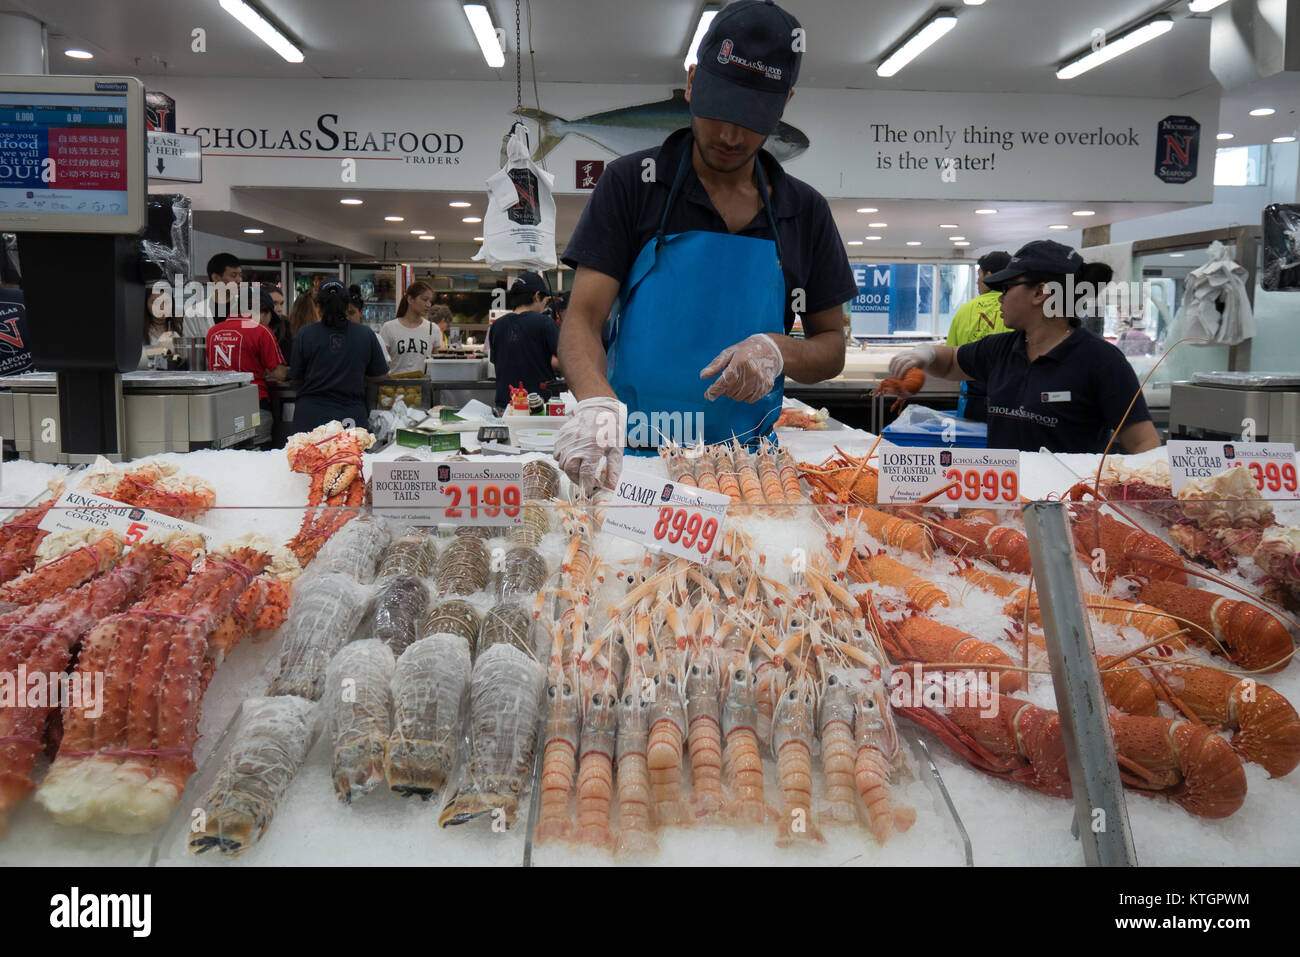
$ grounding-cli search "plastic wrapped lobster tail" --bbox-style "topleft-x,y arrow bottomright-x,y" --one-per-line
314,517 -> 392,584
324,640 -> 395,803
478,600 -> 538,656
370,574 -> 431,655
385,634 -> 473,799
499,546 -> 548,599
378,531 -> 435,580
267,572 -> 372,700
189,695 -> 318,858
423,599 -> 482,657
436,537 -> 490,596
438,642 -> 545,829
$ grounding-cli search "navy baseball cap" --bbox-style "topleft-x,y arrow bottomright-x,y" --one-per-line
984,240 -> 1085,289
510,271 -> 551,297
690,0 -> 802,136
317,279 -> 346,301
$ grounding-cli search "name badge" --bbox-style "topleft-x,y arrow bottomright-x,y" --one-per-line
1041,391 -> 1071,403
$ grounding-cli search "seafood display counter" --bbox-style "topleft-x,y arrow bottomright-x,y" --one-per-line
0,431 -> 1296,867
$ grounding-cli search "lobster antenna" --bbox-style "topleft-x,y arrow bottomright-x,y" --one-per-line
1093,335 -> 1208,493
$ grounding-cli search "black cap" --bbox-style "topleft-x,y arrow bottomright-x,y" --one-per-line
977,251 -> 1011,275
510,271 -> 551,298
317,279 -> 346,301
984,240 -> 1085,289
690,0 -> 801,136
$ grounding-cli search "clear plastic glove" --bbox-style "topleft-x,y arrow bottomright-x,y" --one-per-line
887,343 -> 936,380
553,396 -> 624,497
701,333 -> 784,403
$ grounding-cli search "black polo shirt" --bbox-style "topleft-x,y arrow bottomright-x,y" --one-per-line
562,127 -> 857,333
489,310 -> 560,408
956,326 -> 1151,453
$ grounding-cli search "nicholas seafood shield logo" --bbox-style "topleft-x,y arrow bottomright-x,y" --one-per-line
717,39 -> 734,65
1223,444 -> 1236,460
1155,115 -> 1200,185
661,483 -> 674,502
939,450 -> 953,468
437,465 -> 451,482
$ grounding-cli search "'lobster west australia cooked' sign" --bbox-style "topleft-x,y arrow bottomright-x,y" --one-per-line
876,445 -> 1021,507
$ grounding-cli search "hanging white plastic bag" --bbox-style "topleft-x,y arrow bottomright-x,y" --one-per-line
1169,240 -> 1255,346
472,124 -> 557,270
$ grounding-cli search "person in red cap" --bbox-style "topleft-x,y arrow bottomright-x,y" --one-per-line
889,240 -> 1160,454
555,0 -> 857,494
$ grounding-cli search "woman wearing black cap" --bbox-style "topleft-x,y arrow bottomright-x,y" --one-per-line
889,239 -> 1159,454
287,280 -> 389,433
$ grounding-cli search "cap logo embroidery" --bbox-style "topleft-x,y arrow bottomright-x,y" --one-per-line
715,37 -> 783,80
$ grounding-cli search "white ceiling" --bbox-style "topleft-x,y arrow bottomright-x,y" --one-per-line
4,0 -> 1298,262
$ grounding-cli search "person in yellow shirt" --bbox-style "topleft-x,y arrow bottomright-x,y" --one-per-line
946,250 -> 1010,421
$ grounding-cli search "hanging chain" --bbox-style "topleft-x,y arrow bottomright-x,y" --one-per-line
514,0 -> 523,111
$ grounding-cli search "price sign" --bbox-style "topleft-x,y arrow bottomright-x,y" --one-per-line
371,461 -> 524,525
876,443 -> 1021,506
1168,441 -> 1299,499
602,467 -> 729,563
38,489 -> 208,541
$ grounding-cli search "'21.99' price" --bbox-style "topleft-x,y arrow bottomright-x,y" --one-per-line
653,506 -> 718,555
443,483 -> 522,519
1235,461 -> 1299,494
944,468 -> 1019,502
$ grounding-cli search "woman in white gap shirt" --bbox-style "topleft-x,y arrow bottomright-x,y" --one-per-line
379,280 -> 444,374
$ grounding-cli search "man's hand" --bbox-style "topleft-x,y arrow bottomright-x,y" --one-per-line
887,343 -> 936,379
554,396 -> 623,497
701,333 -> 784,403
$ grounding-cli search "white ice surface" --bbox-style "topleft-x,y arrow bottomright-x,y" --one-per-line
3,438 -> 1299,866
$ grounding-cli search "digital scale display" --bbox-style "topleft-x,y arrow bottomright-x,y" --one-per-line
0,92 -> 130,217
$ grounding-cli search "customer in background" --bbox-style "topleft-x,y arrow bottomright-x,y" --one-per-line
206,286 -> 288,415
429,303 -> 452,348
140,287 -> 183,369
945,250 -> 1011,422
381,280 -> 441,374
265,286 -> 292,358
345,284 -> 366,323
287,291 -> 318,341
0,237 -> 34,377
489,271 -> 560,410
183,252 -> 242,338
289,280 -> 388,433
548,291 -> 570,326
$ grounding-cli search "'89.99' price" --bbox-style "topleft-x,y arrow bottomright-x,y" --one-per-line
652,506 -> 718,555
944,467 -> 1019,503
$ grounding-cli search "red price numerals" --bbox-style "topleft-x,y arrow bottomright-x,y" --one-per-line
1242,461 -> 1299,494
652,506 -> 719,555
125,521 -> 148,544
444,483 -> 522,519
944,468 -> 1019,503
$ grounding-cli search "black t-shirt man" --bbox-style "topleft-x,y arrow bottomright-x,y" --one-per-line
563,127 -> 857,334
490,310 -> 560,408
957,325 -> 1152,453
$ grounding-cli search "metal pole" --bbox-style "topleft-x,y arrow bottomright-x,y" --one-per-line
1022,501 -> 1137,867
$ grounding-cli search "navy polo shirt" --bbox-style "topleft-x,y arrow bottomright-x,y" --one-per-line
562,127 -> 857,333
956,326 -> 1151,453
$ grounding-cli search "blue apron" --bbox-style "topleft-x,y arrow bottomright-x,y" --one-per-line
607,138 -> 786,452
